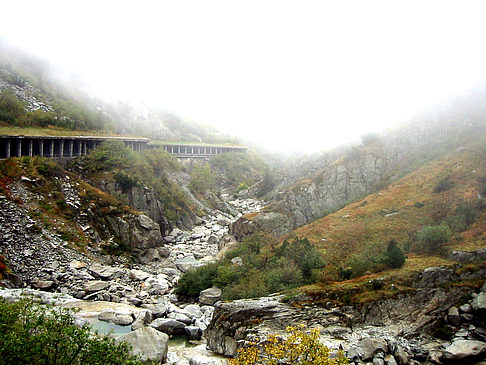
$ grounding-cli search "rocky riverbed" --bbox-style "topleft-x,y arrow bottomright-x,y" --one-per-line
2,184 -> 486,364
0,194 -> 263,364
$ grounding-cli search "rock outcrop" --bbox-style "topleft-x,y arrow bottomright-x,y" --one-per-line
205,265 -> 486,364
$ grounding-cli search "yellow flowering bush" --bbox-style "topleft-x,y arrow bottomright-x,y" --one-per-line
229,325 -> 349,365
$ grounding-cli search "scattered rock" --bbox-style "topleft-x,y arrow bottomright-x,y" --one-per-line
69,260 -> 87,269
189,355 -> 225,365
89,263 -> 124,280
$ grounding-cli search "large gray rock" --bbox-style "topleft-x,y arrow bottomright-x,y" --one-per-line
206,296 -> 292,357
83,280 -> 111,293
129,269 -> 150,281
167,312 -> 193,325
384,354 -> 397,365
472,292 -> 486,315
184,304 -> 203,319
185,326 -> 203,340
98,310 -> 115,322
117,327 -> 169,363
441,340 -> 486,362
150,318 -> 186,335
149,301 -> 169,319
393,345 -> 409,365
106,214 -> 163,250
413,266 -> 454,288
356,338 -> 388,361
199,287 -> 222,305
138,214 -> 158,230
144,275 -> 170,295
139,248 -> 161,264
112,314 -> 134,326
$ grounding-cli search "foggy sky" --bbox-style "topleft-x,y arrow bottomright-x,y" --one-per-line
2,1 -> 486,153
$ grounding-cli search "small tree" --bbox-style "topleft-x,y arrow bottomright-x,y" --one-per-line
229,325 -> 348,365
384,239 -> 406,268
257,168 -> 275,198
274,237 -> 325,284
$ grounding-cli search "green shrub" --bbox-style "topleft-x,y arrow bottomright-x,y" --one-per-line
433,175 -> 455,193
265,263 -> 303,292
453,199 -> 480,229
26,109 -> 56,127
414,201 -> 425,208
85,141 -> 136,171
175,262 -> 220,297
384,239 -> 406,269
210,151 -> 266,191
416,224 -> 451,251
113,172 -> 139,192
213,265 -> 243,288
222,269 -> 269,300
0,299 -> 142,364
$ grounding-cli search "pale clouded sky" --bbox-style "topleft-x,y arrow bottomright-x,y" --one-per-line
1,1 -> 486,152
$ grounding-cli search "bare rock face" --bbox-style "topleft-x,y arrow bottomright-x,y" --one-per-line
205,296 -> 292,357
230,212 -> 293,241
116,327 -> 169,363
106,214 -> 163,249
412,266 -> 454,288
230,153 -> 391,239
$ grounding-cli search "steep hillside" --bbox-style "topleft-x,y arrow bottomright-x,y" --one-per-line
0,156 -> 165,284
231,90 -> 486,239
288,133 -> 486,282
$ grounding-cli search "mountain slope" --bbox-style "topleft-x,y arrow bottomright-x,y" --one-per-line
286,132 -> 486,281
231,88 -> 486,239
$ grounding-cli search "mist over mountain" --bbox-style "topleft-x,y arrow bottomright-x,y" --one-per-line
2,11 -> 486,364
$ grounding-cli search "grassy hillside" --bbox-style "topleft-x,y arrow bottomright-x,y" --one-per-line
287,131 -> 486,284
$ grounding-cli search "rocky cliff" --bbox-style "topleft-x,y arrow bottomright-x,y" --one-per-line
232,118 -> 486,240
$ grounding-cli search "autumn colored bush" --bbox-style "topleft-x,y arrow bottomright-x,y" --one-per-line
229,325 -> 348,365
